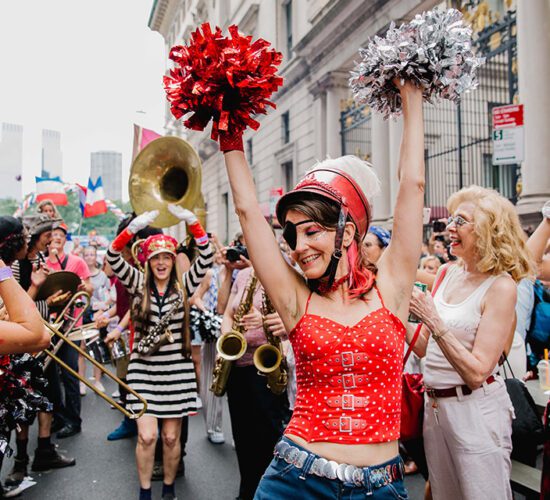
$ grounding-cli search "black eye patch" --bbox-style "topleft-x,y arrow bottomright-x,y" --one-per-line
282,219 -> 313,250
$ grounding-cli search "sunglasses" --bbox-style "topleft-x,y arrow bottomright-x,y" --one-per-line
447,215 -> 473,228
282,220 -> 327,250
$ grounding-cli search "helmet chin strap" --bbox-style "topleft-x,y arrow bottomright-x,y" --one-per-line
320,206 -> 348,288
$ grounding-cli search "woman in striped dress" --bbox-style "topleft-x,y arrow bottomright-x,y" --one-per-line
106,207 -> 213,500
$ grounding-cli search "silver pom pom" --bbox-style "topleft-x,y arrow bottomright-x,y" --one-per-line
350,8 -> 485,118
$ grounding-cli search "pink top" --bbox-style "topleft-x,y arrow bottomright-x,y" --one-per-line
46,252 -> 90,280
229,268 -> 267,367
285,288 -> 406,444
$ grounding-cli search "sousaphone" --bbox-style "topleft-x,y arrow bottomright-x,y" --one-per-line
129,136 -> 206,228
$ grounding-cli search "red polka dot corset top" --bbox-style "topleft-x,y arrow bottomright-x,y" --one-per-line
284,289 -> 406,444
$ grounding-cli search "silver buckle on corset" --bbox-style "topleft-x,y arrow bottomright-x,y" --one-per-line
341,394 -> 355,411
339,416 -> 353,433
342,373 -> 356,389
341,351 -> 354,367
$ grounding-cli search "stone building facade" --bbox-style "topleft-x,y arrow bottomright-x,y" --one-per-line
148,0 -> 550,241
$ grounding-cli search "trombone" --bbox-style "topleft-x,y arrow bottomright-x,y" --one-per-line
41,292 -> 148,419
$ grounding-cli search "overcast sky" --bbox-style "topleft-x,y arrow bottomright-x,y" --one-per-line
0,0 -> 167,200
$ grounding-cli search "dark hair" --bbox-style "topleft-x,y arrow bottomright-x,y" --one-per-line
0,217 -> 26,265
0,233 -> 26,265
282,194 -> 376,298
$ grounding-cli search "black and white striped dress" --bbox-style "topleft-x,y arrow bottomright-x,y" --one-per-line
106,242 -> 214,418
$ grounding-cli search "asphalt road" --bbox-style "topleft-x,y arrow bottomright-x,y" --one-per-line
2,375 -> 426,500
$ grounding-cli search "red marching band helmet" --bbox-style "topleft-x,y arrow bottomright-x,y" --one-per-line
275,167 -> 373,240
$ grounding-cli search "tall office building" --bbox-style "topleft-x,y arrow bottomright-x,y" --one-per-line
90,151 -> 122,201
0,123 -> 23,200
41,129 -> 63,179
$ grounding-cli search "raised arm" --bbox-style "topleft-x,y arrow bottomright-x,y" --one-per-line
526,201 -> 550,271
378,82 -> 425,319
223,150 -> 306,325
166,205 -> 214,297
183,241 -> 214,297
0,261 -> 50,354
106,249 -> 143,295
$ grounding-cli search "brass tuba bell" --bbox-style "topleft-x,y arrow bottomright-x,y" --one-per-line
129,136 -> 205,228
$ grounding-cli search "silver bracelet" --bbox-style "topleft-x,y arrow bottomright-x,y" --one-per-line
432,328 -> 449,341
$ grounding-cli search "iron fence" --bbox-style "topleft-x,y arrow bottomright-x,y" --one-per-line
340,10 -> 519,219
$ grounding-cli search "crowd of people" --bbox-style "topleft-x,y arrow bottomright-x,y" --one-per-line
0,67 -> 550,500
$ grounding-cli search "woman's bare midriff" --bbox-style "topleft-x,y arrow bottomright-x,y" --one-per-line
285,434 -> 399,466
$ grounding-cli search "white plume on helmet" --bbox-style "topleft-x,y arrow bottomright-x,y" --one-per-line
307,155 -> 381,202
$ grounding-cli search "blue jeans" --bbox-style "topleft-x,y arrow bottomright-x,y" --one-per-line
254,438 -> 408,499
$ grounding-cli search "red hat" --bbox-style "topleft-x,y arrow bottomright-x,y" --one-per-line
276,167 -> 372,239
142,234 -> 178,261
52,221 -> 69,234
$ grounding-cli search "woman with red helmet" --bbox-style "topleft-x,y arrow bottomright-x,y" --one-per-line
219,81 -> 425,498
106,206 -> 214,500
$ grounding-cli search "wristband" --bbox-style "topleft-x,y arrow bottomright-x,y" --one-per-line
112,228 -> 134,252
188,221 -> 209,246
0,267 -> 13,283
115,325 -> 124,333
219,132 -> 244,153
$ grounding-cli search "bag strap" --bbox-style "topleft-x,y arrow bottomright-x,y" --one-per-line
403,265 -> 450,366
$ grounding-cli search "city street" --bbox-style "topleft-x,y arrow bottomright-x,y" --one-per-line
2,376 -> 426,500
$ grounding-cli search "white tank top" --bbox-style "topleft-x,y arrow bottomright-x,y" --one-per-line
423,265 -> 502,389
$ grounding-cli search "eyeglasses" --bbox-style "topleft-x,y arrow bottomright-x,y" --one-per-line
282,219 -> 328,250
447,215 -> 473,228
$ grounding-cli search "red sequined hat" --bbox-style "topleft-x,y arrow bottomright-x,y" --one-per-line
142,234 -> 178,261
276,167 -> 372,239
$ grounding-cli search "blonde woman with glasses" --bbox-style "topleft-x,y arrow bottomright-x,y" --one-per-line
408,186 -> 534,500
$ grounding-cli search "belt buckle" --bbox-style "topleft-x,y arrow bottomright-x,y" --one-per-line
342,373 -> 356,389
342,393 -> 355,411
341,351 -> 354,367
339,416 -> 353,433
425,386 -> 435,398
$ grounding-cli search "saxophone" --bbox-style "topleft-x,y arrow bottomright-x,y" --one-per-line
253,292 -> 288,395
210,272 -> 258,397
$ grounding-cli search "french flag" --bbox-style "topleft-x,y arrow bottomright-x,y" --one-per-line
35,176 -> 68,206
84,177 -> 108,218
75,183 -> 87,215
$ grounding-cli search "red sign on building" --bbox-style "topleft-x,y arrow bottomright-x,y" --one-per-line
492,104 -> 524,129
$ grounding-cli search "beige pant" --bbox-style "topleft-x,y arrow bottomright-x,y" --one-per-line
423,376 -> 514,500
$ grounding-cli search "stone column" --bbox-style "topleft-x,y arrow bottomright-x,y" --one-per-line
516,0 -> 550,222
321,72 -> 350,159
313,93 -> 327,160
370,113 -> 391,222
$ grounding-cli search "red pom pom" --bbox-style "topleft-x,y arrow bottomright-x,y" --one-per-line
163,23 -> 283,140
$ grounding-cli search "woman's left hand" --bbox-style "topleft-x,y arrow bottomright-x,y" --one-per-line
240,307 -> 263,330
409,287 -> 439,328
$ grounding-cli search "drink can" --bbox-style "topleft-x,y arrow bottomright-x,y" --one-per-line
408,282 -> 428,323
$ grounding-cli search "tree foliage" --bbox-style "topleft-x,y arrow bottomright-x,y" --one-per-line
16,191 -> 131,239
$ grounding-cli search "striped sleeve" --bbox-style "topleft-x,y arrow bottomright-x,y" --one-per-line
106,247 -> 143,295
10,260 -> 20,284
11,260 -> 49,319
183,242 -> 214,297
35,300 -> 50,320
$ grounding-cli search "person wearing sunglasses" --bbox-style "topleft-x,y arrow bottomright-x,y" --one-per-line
408,186 -> 534,500
218,80 -> 424,499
